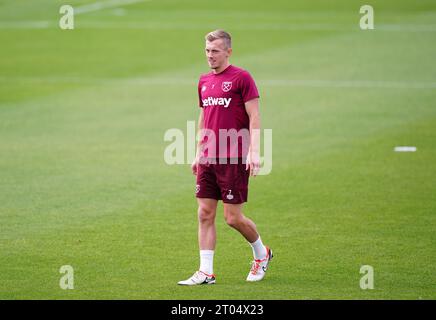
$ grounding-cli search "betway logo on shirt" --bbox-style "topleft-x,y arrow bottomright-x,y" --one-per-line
202,97 -> 232,108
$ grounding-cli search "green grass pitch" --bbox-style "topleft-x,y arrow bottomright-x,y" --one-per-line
0,0 -> 435,299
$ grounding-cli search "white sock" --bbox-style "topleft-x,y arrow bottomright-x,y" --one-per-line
199,250 -> 214,275
249,236 -> 267,260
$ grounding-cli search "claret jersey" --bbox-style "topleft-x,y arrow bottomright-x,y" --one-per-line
197,65 -> 259,160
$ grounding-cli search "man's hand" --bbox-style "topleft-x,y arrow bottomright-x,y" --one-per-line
246,151 -> 260,177
244,98 -> 261,177
191,158 -> 199,175
193,110 -> 204,176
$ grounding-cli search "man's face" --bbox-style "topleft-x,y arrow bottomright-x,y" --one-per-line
205,39 -> 232,70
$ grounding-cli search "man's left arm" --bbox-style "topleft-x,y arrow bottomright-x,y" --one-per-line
245,98 -> 261,176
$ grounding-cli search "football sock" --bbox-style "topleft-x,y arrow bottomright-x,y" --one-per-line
250,236 -> 267,260
199,250 -> 214,275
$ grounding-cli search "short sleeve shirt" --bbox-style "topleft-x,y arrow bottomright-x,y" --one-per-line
197,65 -> 259,159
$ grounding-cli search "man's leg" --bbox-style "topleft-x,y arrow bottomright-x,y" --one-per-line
197,198 -> 218,276
223,203 -> 273,282
198,198 -> 218,250
223,203 -> 258,243
178,198 -> 218,285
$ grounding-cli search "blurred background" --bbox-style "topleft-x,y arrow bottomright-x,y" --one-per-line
0,0 -> 435,299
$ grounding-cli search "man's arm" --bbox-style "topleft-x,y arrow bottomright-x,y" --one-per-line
192,109 -> 204,175
245,98 -> 261,176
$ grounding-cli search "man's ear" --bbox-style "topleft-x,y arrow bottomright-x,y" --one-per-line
227,47 -> 233,57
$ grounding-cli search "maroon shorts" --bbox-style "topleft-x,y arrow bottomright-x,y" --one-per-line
195,159 -> 250,204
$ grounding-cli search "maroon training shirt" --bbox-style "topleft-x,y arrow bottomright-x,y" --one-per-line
197,65 -> 259,160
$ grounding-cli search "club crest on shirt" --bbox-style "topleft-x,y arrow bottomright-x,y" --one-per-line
221,81 -> 232,92
201,85 -> 207,92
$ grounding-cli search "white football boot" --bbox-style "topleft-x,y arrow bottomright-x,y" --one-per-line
246,246 -> 273,282
178,271 -> 216,286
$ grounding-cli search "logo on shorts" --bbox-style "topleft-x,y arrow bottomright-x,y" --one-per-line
195,184 -> 200,194
226,190 -> 234,200
222,81 -> 232,92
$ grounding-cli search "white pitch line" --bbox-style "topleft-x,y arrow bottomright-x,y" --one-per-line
394,146 -> 417,152
74,0 -> 150,15
1,21 -> 436,32
260,79 -> 436,89
0,21 -> 52,29
2,76 -> 436,89
124,78 -> 436,89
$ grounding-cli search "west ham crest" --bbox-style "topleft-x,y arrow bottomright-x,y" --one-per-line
221,81 -> 232,92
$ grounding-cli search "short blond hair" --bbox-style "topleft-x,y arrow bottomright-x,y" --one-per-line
205,29 -> 232,49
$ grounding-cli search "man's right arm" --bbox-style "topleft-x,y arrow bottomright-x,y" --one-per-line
192,109 -> 204,175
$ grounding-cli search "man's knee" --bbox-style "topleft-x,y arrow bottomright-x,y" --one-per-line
198,204 -> 216,224
224,207 -> 243,228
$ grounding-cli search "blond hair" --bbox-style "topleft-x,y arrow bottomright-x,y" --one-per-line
205,29 -> 232,49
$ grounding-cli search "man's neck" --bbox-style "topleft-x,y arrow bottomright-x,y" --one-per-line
213,62 -> 230,75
